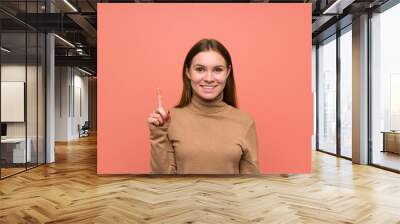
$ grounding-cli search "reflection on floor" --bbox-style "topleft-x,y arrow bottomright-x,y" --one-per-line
340,147 -> 352,158
0,163 -> 42,178
0,134 -> 400,223
373,150 -> 400,171
0,167 -> 25,178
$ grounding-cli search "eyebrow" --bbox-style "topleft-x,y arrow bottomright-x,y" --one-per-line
193,64 -> 225,68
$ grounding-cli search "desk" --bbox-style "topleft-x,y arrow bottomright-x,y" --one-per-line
1,138 -> 31,163
381,131 -> 400,154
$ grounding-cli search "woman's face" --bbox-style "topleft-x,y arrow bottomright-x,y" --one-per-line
186,50 -> 231,101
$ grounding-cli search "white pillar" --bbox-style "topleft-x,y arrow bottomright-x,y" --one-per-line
46,1 -> 55,163
352,14 -> 369,164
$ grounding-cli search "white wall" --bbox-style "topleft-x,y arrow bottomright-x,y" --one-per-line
1,65 -> 26,133
1,65 -> 41,137
55,66 -> 70,141
55,67 -> 89,141
72,73 -> 89,138
1,64 -> 46,164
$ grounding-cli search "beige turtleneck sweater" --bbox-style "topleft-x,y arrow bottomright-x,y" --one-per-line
149,92 -> 259,174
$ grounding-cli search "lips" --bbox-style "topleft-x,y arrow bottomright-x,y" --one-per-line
200,85 -> 217,89
200,85 -> 217,93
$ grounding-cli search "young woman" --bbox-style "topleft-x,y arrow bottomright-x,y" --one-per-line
147,38 -> 259,174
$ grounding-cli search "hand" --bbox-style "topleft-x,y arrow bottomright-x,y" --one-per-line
147,88 -> 171,127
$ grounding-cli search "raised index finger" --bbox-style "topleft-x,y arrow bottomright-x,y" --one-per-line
156,87 -> 163,109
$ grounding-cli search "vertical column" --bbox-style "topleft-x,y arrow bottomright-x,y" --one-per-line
312,45 -> 317,150
336,30 -> 341,156
55,67 -> 72,141
46,0 -> 55,163
88,77 -> 97,132
352,14 -> 369,164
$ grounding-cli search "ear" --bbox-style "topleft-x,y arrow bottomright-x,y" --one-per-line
227,65 -> 231,76
185,67 -> 191,80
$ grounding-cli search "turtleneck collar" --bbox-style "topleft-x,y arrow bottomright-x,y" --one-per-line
188,91 -> 229,114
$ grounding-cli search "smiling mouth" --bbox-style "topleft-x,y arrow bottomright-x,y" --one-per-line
200,85 -> 217,89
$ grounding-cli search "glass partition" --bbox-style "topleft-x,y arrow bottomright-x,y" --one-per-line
317,35 -> 337,154
371,3 -> 400,171
339,26 -> 352,158
0,1 -> 46,179
1,31 -> 28,177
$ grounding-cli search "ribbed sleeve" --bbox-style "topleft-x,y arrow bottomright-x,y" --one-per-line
239,120 -> 260,174
149,122 -> 177,174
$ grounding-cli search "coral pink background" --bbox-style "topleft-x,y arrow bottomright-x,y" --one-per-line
97,3 -> 312,174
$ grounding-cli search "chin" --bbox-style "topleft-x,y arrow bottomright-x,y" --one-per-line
197,91 -> 221,101
200,95 -> 216,100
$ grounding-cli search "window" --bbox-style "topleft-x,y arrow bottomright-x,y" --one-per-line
339,26 -> 352,158
317,35 -> 337,154
371,2 -> 400,171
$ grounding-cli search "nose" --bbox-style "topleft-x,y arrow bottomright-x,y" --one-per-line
204,71 -> 213,82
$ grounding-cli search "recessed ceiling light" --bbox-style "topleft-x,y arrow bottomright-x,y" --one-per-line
78,67 -> 93,76
1,47 -> 11,53
323,0 -> 355,15
54,34 -> 75,48
63,0 -> 78,12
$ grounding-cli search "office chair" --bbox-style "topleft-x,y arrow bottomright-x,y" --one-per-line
79,121 -> 90,138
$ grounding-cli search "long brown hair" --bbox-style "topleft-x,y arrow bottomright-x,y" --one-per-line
175,38 -> 238,108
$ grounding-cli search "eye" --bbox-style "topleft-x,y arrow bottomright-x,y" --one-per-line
215,67 -> 223,73
195,67 -> 204,72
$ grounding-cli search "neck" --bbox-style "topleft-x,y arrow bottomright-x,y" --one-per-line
189,92 -> 228,114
